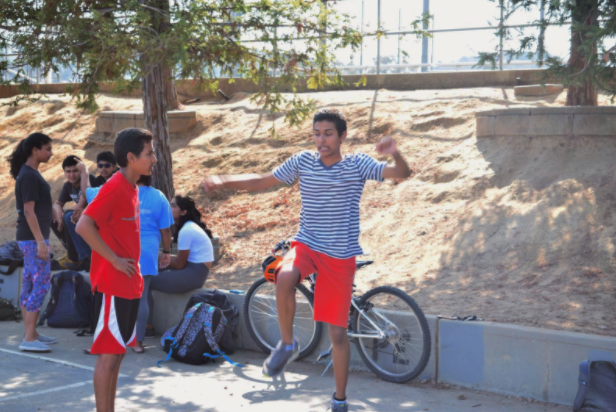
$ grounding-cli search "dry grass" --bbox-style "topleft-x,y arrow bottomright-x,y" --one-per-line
0,86 -> 614,337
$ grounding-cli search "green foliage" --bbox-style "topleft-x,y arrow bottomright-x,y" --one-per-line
1,0 -> 429,127
476,0 -> 616,100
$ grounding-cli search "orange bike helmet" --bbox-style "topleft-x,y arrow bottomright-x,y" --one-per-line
262,255 -> 283,283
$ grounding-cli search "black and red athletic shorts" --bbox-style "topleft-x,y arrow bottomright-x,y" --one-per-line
91,291 -> 140,355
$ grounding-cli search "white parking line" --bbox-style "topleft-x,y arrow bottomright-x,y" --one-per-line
0,381 -> 92,403
0,347 -> 128,377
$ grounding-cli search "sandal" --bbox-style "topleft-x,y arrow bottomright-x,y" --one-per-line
132,345 -> 145,354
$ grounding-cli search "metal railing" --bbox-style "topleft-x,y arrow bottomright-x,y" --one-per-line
1,0 -> 563,83
341,0 -> 560,74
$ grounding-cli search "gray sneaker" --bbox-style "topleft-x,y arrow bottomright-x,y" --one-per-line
328,394 -> 349,412
23,333 -> 57,344
37,334 -> 57,344
262,339 -> 299,377
19,339 -> 51,352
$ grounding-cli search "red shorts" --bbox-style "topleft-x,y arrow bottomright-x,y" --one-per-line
275,242 -> 356,328
91,292 -> 139,355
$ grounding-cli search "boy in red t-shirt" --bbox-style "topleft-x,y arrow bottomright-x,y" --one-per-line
76,128 -> 157,412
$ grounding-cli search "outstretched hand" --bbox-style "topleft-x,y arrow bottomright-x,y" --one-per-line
376,136 -> 398,156
202,175 -> 224,193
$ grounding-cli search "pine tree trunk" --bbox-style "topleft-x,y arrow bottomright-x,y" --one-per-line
164,67 -> 180,111
142,62 -> 175,199
566,0 -> 598,106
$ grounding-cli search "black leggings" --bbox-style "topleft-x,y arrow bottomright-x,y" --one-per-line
147,262 -> 210,325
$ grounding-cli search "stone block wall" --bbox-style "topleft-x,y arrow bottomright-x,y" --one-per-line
476,107 -> 616,138
95,111 -> 197,134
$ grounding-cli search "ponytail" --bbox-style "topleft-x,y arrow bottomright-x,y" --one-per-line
173,195 -> 213,242
8,133 -> 52,179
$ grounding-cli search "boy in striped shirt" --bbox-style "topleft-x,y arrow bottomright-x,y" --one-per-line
202,109 -> 411,411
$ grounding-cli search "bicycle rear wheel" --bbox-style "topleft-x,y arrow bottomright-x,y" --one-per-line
351,286 -> 431,383
244,277 -> 322,360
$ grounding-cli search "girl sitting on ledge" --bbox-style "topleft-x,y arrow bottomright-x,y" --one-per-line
144,195 -> 214,338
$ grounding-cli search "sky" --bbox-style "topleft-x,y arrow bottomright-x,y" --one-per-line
328,0 -> 570,67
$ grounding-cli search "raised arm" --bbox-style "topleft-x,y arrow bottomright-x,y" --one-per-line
78,161 -> 90,205
71,161 -> 90,223
202,172 -> 280,193
377,137 -> 412,180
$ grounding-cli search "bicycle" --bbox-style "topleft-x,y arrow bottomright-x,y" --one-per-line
243,239 -> 431,383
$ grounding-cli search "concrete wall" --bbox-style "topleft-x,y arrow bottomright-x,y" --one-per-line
476,106 -> 616,138
438,320 -> 616,405
0,69 -> 551,100
20,267 -> 615,407
95,110 -> 197,134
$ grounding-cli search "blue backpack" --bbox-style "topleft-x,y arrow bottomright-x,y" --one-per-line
158,302 -> 241,368
573,360 -> 616,412
38,271 -> 92,328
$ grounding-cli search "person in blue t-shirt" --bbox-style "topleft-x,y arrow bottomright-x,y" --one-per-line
133,174 -> 173,353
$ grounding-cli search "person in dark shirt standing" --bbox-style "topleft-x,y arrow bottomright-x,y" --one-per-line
92,151 -> 118,188
50,155 -> 97,270
8,132 -> 57,352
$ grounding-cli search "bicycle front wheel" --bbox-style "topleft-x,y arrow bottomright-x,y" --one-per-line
244,277 -> 322,360
351,286 -> 431,383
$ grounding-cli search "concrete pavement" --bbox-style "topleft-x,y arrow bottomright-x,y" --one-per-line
0,322 -> 569,412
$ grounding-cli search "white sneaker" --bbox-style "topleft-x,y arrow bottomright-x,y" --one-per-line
19,339 -> 51,352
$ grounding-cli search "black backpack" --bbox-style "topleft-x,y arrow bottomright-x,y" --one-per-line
158,303 -> 241,367
0,297 -> 20,321
0,241 -> 24,275
38,271 -> 92,329
183,290 -> 239,335
573,360 -> 616,412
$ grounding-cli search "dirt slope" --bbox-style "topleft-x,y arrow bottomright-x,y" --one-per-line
0,87 -> 614,337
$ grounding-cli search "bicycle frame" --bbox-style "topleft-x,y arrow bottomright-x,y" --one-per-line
306,273 -> 389,340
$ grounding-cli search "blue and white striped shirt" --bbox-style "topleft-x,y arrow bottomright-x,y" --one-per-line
273,151 -> 387,259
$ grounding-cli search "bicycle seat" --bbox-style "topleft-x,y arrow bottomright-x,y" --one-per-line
356,260 -> 374,269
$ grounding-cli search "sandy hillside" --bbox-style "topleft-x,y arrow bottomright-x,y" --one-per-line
0,87 -> 614,337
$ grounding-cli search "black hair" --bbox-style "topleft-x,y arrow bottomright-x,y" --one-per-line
113,128 -> 152,168
174,195 -> 213,242
137,175 -> 152,187
96,151 -> 116,165
8,133 -> 52,179
313,108 -> 347,136
62,155 -> 82,170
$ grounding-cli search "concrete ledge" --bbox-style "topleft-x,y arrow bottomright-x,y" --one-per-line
438,320 -> 616,405
513,84 -> 564,97
95,110 -> 197,134
149,286 -> 437,380
476,106 -> 616,137
1,69 -> 554,100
